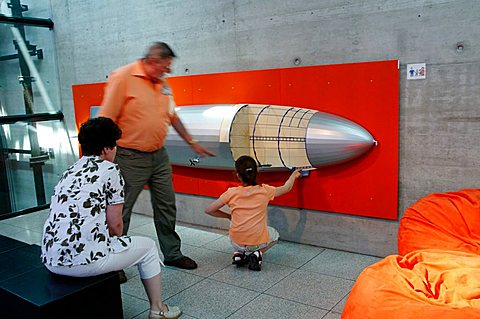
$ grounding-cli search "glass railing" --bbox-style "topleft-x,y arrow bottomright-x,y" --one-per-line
0,0 -> 76,219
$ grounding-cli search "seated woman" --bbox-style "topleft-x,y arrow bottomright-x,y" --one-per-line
41,117 -> 181,319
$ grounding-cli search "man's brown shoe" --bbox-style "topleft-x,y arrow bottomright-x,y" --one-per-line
164,256 -> 197,269
118,270 -> 128,284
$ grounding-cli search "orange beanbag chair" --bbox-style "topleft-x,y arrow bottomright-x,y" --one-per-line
398,189 -> 480,256
342,249 -> 480,319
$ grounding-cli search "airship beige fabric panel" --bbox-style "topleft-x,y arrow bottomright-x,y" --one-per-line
219,104 -> 244,143
229,105 -> 251,157
230,104 -> 315,169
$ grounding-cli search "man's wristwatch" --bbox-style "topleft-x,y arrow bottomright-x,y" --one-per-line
187,139 -> 198,145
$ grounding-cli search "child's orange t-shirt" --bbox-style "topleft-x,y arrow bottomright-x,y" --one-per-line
219,184 -> 276,245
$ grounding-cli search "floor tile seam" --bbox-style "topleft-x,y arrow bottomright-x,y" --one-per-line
273,266 -> 315,291
200,260 -> 238,279
121,290 -> 149,301
335,291 -> 350,306
178,241 -> 205,248
128,222 -> 155,230
163,276 -> 210,301
171,279 -> 253,319
206,273 -> 286,294
129,214 -> 152,221
5,229 -> 43,243
131,308 -> 156,319
261,290 -> 333,312
122,276 -> 210,302
258,259 -> 299,272
280,252 -> 321,270
0,224 -> 33,235
176,227 -> 224,239
120,292 -> 150,309
289,247 -> 327,269
198,236 -> 230,249
264,258 -> 311,269
159,249 -> 233,277
21,226 -> 46,232
321,246 -> 384,259
182,228 -> 227,238
130,312 -> 144,319
125,267 -> 207,283
163,267 -> 207,280
1,216 -> 46,224
199,246 -> 231,254
321,310 -> 342,319
264,268 -> 354,306
180,234 -> 227,247
0,221 -> 40,231
224,293 -> 266,318
0,221 -> 39,229
174,312 -> 202,319
191,240 -> 233,248
161,266 -> 216,278
176,223 -> 229,235
128,232 -> 160,243
212,262 -> 300,291
264,267 -> 303,292
328,290 -> 350,313
12,226 -> 45,234
295,267 -> 358,282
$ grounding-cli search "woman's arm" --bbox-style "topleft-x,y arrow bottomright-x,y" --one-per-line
275,169 -> 302,197
106,203 -> 124,236
205,198 -> 231,220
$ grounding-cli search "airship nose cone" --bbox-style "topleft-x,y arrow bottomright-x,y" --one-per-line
306,112 -> 375,167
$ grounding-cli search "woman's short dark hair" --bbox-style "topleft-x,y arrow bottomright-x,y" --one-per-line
78,117 -> 122,156
235,155 -> 258,186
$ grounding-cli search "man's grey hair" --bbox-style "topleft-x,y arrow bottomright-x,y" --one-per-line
144,42 -> 177,60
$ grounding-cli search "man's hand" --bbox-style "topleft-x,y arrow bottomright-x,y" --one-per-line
190,142 -> 215,157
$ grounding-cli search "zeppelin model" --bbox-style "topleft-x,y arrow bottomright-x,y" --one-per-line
164,104 -> 377,171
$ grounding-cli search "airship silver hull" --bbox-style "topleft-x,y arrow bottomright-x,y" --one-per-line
165,104 -> 376,170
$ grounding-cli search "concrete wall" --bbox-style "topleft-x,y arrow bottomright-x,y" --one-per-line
48,0 -> 480,257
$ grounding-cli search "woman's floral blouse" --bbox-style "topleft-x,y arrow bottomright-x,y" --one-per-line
41,156 -> 130,266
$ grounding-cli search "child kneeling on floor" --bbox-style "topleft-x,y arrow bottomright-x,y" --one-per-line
205,155 -> 301,271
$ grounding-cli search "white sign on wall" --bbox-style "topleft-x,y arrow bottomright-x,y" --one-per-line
407,63 -> 426,80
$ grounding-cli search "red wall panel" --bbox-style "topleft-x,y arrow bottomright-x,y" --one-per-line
72,60 -> 399,220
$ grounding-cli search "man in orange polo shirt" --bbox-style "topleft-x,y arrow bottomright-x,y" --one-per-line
100,42 -> 214,275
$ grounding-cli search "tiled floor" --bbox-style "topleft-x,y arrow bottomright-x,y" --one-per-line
0,209 -> 381,319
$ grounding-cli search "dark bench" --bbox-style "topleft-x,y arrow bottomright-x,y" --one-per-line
0,235 -> 123,319
0,233 -> 28,254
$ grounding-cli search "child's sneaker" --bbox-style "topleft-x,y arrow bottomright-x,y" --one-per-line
248,250 -> 262,271
232,251 -> 247,267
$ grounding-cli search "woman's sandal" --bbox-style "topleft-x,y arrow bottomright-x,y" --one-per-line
149,304 -> 182,319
